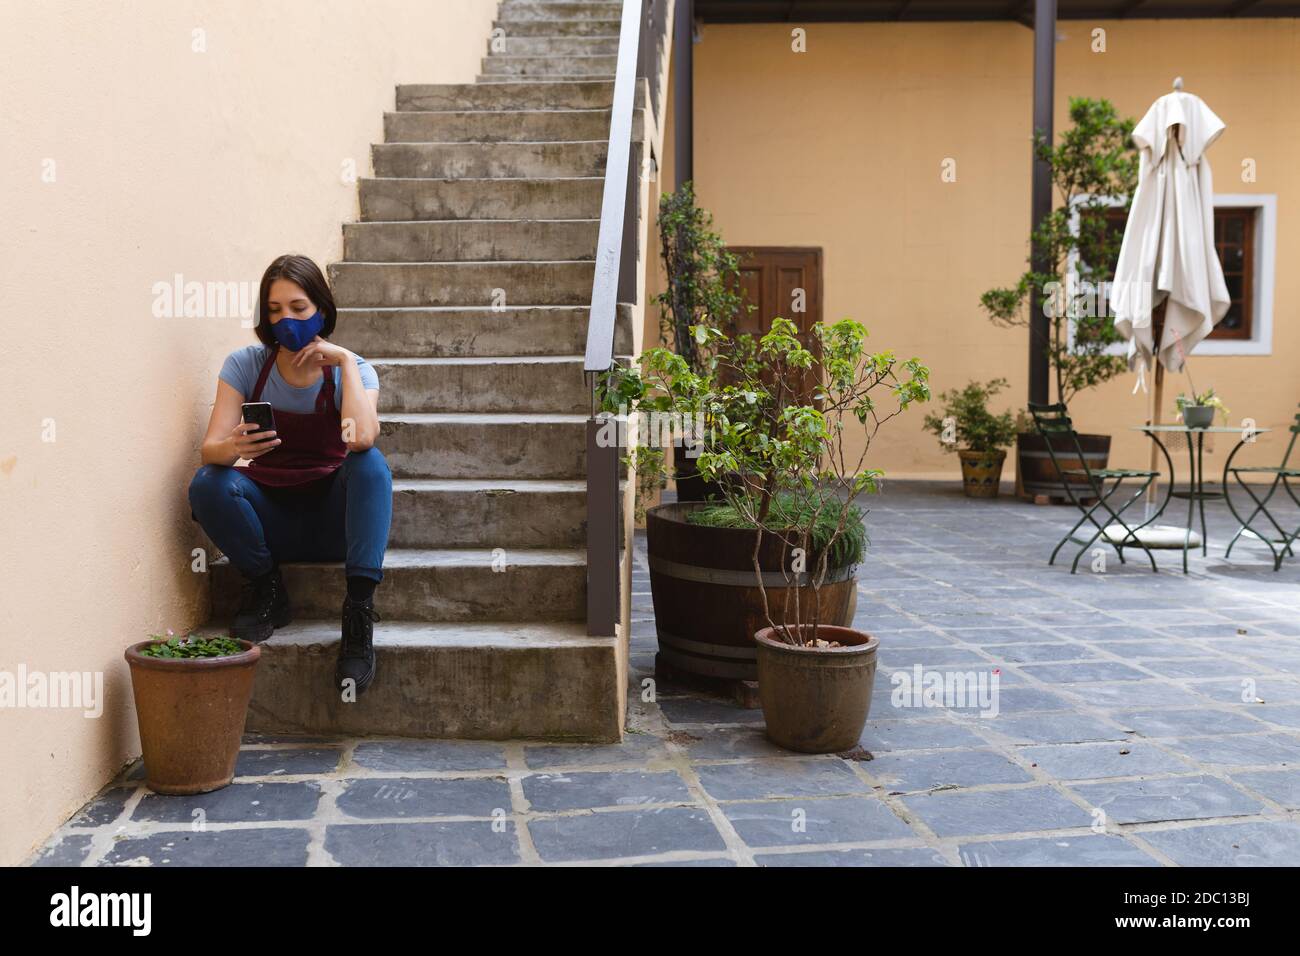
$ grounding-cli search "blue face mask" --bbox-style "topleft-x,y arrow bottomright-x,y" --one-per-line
269,309 -> 325,352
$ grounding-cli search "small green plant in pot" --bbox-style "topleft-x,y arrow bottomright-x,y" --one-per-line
1175,388 -> 1228,429
923,378 -> 1019,498
124,631 -> 261,794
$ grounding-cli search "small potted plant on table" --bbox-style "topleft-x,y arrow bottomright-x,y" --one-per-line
923,378 -> 1019,498
1176,388 -> 1228,429
124,632 -> 260,794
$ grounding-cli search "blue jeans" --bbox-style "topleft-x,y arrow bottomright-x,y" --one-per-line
188,448 -> 392,583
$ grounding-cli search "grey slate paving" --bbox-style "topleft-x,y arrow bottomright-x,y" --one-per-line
1138,821 -> 1300,866
325,821 -> 519,866
956,835 -> 1158,866
522,769 -> 693,811
755,846 -> 948,866
335,776 -> 512,818
101,827 -> 311,867
868,749 -> 1033,793
234,747 -> 343,777
694,759 -> 871,801
528,807 -> 727,862
1018,741 -> 1194,780
32,481 -> 1300,867
1227,769 -> 1300,808
132,782 -> 322,823
1070,775 -> 1265,824
720,796 -> 915,846
902,786 -> 1096,837
350,739 -> 508,772
68,787 -> 131,827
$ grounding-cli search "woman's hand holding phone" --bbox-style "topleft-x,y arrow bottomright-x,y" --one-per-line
230,421 -> 280,459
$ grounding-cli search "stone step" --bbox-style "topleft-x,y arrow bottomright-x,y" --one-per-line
373,355 -> 588,413
395,79 -> 619,111
211,548 -> 586,622
380,412 -> 589,479
482,55 -> 618,77
331,304 -> 634,358
477,74 -> 616,84
243,621 -> 621,741
492,17 -> 622,36
498,1 -> 624,21
343,219 -> 598,262
384,108 -> 613,143
493,36 -> 619,56
357,177 -> 601,222
329,260 -> 594,307
373,141 -> 607,179
389,478 -> 586,549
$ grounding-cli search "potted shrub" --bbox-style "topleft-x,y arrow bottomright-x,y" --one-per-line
1176,388 -> 1228,429
124,631 -> 260,794
606,318 -> 930,746
923,378 -> 1019,498
980,98 -> 1138,498
653,181 -> 747,500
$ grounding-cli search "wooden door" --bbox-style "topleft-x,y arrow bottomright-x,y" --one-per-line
726,246 -> 823,402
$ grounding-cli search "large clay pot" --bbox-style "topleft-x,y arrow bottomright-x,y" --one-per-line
124,639 -> 260,794
646,502 -> 857,681
1016,431 -> 1111,499
957,449 -> 1006,498
755,624 -> 879,753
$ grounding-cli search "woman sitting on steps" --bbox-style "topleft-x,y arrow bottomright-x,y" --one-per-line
188,253 -> 392,698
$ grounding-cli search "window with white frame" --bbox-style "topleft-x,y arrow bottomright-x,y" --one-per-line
1070,193 -> 1276,356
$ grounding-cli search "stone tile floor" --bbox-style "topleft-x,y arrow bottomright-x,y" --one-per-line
29,480 -> 1300,867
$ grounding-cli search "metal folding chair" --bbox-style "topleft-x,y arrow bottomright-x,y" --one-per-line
1029,403 -> 1162,573
1224,404 -> 1300,571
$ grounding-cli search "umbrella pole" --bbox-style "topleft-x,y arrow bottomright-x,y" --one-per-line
1144,301 -> 1167,520
1146,357 -> 1164,519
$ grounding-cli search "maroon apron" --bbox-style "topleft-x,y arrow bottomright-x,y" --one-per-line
240,346 -> 349,489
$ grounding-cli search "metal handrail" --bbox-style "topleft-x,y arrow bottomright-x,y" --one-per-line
583,0 -> 652,636
583,0 -> 644,375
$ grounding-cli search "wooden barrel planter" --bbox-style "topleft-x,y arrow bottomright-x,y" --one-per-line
646,502 -> 857,682
1016,432 -> 1111,499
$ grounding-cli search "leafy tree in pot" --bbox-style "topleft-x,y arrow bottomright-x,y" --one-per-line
655,181 -> 746,375
606,319 -> 930,645
980,97 -> 1138,406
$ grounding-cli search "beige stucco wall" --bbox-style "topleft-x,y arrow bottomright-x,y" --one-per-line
0,0 -> 497,866
656,18 -> 1299,479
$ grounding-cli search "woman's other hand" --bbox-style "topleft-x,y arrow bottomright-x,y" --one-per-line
292,336 -> 351,369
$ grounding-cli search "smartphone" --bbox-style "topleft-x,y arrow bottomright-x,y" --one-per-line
241,402 -> 277,437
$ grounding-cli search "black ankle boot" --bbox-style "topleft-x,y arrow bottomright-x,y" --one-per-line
336,594 -> 380,697
231,565 -> 291,643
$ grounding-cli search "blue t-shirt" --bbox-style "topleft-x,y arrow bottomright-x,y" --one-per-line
218,344 -> 379,413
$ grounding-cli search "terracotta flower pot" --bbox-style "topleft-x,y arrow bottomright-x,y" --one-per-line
957,449 -> 1007,498
754,624 -> 879,754
124,639 -> 260,795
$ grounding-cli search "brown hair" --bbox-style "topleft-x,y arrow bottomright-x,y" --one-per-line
253,254 -> 337,347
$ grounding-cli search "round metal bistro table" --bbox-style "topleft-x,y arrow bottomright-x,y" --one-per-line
1133,424 -> 1269,574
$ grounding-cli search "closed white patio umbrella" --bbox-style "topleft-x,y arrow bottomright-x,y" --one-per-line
1111,78 -> 1230,379
1109,79 -> 1230,525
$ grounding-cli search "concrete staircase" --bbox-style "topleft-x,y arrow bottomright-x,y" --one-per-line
210,0 -> 640,742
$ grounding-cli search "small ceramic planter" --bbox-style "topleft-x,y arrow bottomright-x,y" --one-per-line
1182,406 -> 1215,429
754,624 -> 879,753
958,449 -> 1007,498
124,639 -> 260,794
